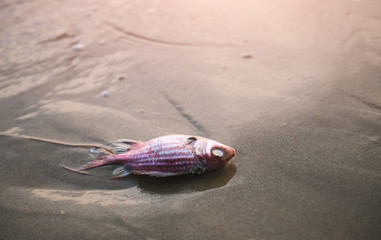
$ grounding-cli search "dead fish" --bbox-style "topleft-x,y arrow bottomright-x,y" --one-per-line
80,134 -> 236,178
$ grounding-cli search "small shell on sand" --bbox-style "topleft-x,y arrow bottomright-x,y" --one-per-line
72,43 -> 84,50
101,91 -> 109,97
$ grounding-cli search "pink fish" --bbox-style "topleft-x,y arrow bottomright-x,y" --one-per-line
80,134 -> 236,177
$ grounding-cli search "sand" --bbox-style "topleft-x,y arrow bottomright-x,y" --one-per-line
1,0 -> 380,239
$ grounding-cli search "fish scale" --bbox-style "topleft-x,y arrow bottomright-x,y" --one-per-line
80,134 -> 235,177
109,137 -> 196,171
130,146 -> 196,170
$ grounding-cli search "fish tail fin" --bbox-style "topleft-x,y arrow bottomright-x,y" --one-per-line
78,139 -> 140,172
111,166 -> 131,179
111,139 -> 141,154
79,155 -> 111,171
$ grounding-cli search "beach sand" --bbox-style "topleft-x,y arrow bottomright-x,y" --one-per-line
1,0 -> 380,239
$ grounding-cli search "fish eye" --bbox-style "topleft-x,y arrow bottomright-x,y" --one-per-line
212,148 -> 225,157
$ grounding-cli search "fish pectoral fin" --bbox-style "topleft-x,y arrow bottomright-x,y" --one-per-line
111,139 -> 141,154
132,170 -> 185,177
190,164 -> 207,175
111,166 -> 131,179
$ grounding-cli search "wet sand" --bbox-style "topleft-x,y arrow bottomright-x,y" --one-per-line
1,0 -> 381,239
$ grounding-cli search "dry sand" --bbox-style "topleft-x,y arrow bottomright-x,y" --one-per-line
1,0 -> 380,239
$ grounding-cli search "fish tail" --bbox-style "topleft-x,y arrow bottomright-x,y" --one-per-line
79,155 -> 111,171
78,141 -> 136,171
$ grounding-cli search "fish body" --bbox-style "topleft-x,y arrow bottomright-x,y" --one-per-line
80,134 -> 235,177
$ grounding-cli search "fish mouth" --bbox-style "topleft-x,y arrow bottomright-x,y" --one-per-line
227,147 -> 236,160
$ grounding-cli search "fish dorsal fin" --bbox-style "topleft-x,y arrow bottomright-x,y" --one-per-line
187,136 -> 197,143
111,139 -> 141,154
111,166 -> 131,179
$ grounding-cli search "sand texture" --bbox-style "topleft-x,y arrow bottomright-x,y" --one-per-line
1,0 -> 380,239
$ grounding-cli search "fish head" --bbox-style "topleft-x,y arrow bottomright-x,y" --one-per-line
201,138 -> 236,172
